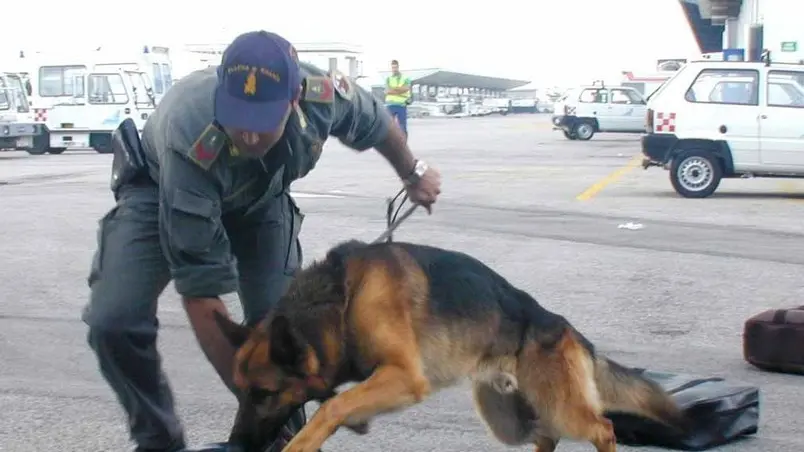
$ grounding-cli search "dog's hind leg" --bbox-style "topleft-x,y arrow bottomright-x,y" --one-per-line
472,380 -> 561,452
472,380 -> 540,446
534,435 -> 560,452
516,329 -> 617,452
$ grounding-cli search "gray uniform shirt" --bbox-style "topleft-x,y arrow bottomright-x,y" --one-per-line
140,62 -> 392,298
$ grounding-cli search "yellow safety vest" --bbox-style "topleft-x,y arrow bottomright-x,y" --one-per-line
385,74 -> 411,105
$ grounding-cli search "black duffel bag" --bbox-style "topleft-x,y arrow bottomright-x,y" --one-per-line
607,369 -> 760,450
744,306 -> 804,375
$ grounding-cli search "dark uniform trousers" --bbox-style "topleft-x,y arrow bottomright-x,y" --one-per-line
81,179 -> 304,450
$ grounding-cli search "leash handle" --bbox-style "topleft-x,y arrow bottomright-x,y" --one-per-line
373,204 -> 418,244
373,187 -> 418,244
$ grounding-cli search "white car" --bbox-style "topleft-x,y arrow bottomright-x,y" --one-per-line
641,57 -> 804,198
551,84 -> 648,140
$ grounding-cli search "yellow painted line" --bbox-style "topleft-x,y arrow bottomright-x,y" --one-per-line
777,181 -> 804,203
575,155 -> 643,201
515,121 -> 554,129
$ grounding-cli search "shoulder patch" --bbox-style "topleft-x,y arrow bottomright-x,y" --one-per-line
303,76 -> 334,104
187,123 -> 226,170
330,70 -> 355,101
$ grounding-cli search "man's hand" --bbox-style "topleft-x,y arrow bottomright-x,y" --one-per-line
184,297 -> 240,394
406,166 -> 441,214
373,117 -> 440,213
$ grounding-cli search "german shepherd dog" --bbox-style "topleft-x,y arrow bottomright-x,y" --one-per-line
215,240 -> 688,452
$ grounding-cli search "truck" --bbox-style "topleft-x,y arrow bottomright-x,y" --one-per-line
14,46 -> 171,154
0,71 -> 41,152
621,71 -> 673,99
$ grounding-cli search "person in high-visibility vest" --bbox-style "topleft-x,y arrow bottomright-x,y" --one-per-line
385,59 -> 412,138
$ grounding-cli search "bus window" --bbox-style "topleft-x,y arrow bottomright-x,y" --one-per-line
39,65 -> 87,97
152,63 -> 164,94
88,74 -> 129,104
160,63 -> 173,90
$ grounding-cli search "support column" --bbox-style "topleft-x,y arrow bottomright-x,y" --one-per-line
347,56 -> 359,78
748,23 -> 765,62
724,18 -> 740,49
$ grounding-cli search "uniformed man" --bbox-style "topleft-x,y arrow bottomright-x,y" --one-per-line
81,30 -> 441,452
385,59 -> 412,138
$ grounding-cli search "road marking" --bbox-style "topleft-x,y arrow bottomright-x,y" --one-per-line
777,181 -> 804,203
517,121 -> 554,129
291,192 -> 345,199
575,155 -> 643,201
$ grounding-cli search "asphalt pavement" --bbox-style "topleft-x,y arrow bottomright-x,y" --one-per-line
1,114 -> 803,451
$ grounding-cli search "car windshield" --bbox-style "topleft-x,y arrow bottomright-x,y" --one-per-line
6,74 -> 29,111
88,73 -> 129,104
0,75 -> 29,111
0,77 -> 9,110
647,66 -> 687,102
126,71 -> 153,106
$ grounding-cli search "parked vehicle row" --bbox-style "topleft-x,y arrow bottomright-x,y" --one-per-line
552,53 -> 804,198
1,45 -> 172,155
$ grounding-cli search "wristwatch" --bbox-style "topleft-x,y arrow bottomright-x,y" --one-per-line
403,159 -> 428,186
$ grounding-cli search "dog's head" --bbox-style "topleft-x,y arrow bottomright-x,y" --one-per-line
215,311 -> 336,415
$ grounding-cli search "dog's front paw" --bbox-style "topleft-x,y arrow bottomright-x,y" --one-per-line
280,434 -> 320,452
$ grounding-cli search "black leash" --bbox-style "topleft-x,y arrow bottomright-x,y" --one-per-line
371,187 -> 420,244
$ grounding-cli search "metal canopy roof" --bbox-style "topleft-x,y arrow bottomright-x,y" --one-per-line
377,69 -> 530,91
678,0 -> 726,54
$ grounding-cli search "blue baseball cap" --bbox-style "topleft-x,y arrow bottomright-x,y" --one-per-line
214,30 -> 301,133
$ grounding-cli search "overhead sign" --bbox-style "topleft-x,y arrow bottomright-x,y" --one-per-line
781,41 -> 798,52
723,48 -> 745,61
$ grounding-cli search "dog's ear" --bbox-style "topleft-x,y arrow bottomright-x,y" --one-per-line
269,315 -> 304,367
213,310 -> 251,348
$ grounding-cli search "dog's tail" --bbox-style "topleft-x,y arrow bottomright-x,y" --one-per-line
594,356 -> 688,432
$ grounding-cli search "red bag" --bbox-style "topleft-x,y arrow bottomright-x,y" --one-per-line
743,306 -> 804,375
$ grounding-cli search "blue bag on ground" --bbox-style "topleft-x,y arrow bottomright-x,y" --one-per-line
607,369 -> 759,450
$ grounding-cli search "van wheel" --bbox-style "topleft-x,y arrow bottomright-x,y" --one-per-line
26,147 -> 48,155
573,122 -> 595,140
562,131 -> 577,140
669,150 -> 722,198
47,147 -> 66,155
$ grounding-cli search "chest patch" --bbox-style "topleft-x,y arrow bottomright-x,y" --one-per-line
188,123 -> 226,170
304,77 -> 334,104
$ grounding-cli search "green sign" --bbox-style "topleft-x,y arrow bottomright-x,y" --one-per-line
781,41 -> 798,52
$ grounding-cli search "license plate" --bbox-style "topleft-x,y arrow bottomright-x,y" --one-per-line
61,123 -> 74,128
16,136 -> 33,147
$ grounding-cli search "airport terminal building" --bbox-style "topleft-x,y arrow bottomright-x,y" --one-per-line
365,70 -> 534,116
368,69 -> 529,102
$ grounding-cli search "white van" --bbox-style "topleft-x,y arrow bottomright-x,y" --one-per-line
551,82 -> 648,140
19,49 -> 161,154
0,71 -> 41,152
641,57 -> 804,198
